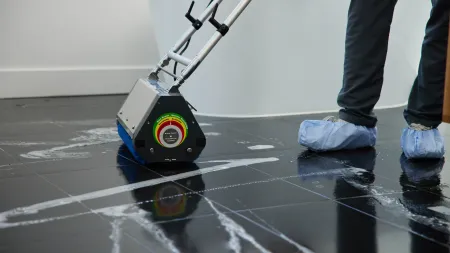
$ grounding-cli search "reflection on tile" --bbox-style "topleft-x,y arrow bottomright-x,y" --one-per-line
3,95 -> 450,252
240,199 -> 450,253
340,191 -> 450,250
369,145 -> 450,199
248,148 -> 411,200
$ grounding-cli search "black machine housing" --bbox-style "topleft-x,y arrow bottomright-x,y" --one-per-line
116,0 -> 252,164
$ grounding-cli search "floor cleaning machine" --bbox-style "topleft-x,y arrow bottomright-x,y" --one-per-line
117,0 -> 252,164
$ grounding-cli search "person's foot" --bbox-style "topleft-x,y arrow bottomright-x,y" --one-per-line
401,123 -> 445,159
298,116 -> 377,152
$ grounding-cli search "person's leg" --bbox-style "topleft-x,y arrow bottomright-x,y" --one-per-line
404,0 -> 449,128
338,0 -> 398,128
298,0 -> 397,152
401,0 -> 449,159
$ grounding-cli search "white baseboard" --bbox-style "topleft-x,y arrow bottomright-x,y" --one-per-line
0,67 -> 409,119
194,101 -> 408,119
0,66 -> 153,99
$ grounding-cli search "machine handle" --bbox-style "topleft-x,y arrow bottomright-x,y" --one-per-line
151,0 -> 225,73
185,1 -> 203,30
186,1 -> 196,22
149,0 -> 252,92
168,51 -> 192,66
209,4 -> 221,30
171,0 -> 253,90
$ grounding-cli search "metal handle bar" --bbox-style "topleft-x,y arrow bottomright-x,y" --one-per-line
149,0 -> 252,92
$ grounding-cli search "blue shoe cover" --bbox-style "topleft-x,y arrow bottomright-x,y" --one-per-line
298,118 -> 377,152
401,127 -> 445,159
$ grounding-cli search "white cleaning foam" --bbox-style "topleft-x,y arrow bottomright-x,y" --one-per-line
109,218 -> 124,253
247,145 -> 274,150
70,127 -> 120,142
20,127 -> 120,159
0,141 -> 65,146
0,159 -> 61,168
205,198 -> 271,253
204,132 -> 221,136
130,211 -> 181,253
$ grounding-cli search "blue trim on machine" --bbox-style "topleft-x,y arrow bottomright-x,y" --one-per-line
117,121 -> 146,165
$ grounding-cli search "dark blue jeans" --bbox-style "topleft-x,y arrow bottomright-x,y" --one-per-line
337,0 -> 450,128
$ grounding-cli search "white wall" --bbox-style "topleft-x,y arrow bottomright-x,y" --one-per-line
0,0 -> 159,98
150,0 -> 431,117
1,0 -> 432,118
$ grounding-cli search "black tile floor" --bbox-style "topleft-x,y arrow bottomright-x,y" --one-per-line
1,95 -> 450,252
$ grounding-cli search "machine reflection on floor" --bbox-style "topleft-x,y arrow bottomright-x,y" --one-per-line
1,95 -> 450,253
116,148 -> 205,253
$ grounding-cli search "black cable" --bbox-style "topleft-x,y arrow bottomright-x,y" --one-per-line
173,0 -> 215,81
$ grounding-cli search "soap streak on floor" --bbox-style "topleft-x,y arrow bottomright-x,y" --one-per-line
19,127 -> 120,159
205,197 -> 271,253
0,157 -> 279,224
0,141 -> 66,146
346,179 -> 450,236
0,149 -> 378,253
0,152 -> 318,253
0,127 -> 319,253
2,97 -> 450,252
0,170 -> 347,229
250,161 -> 450,248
